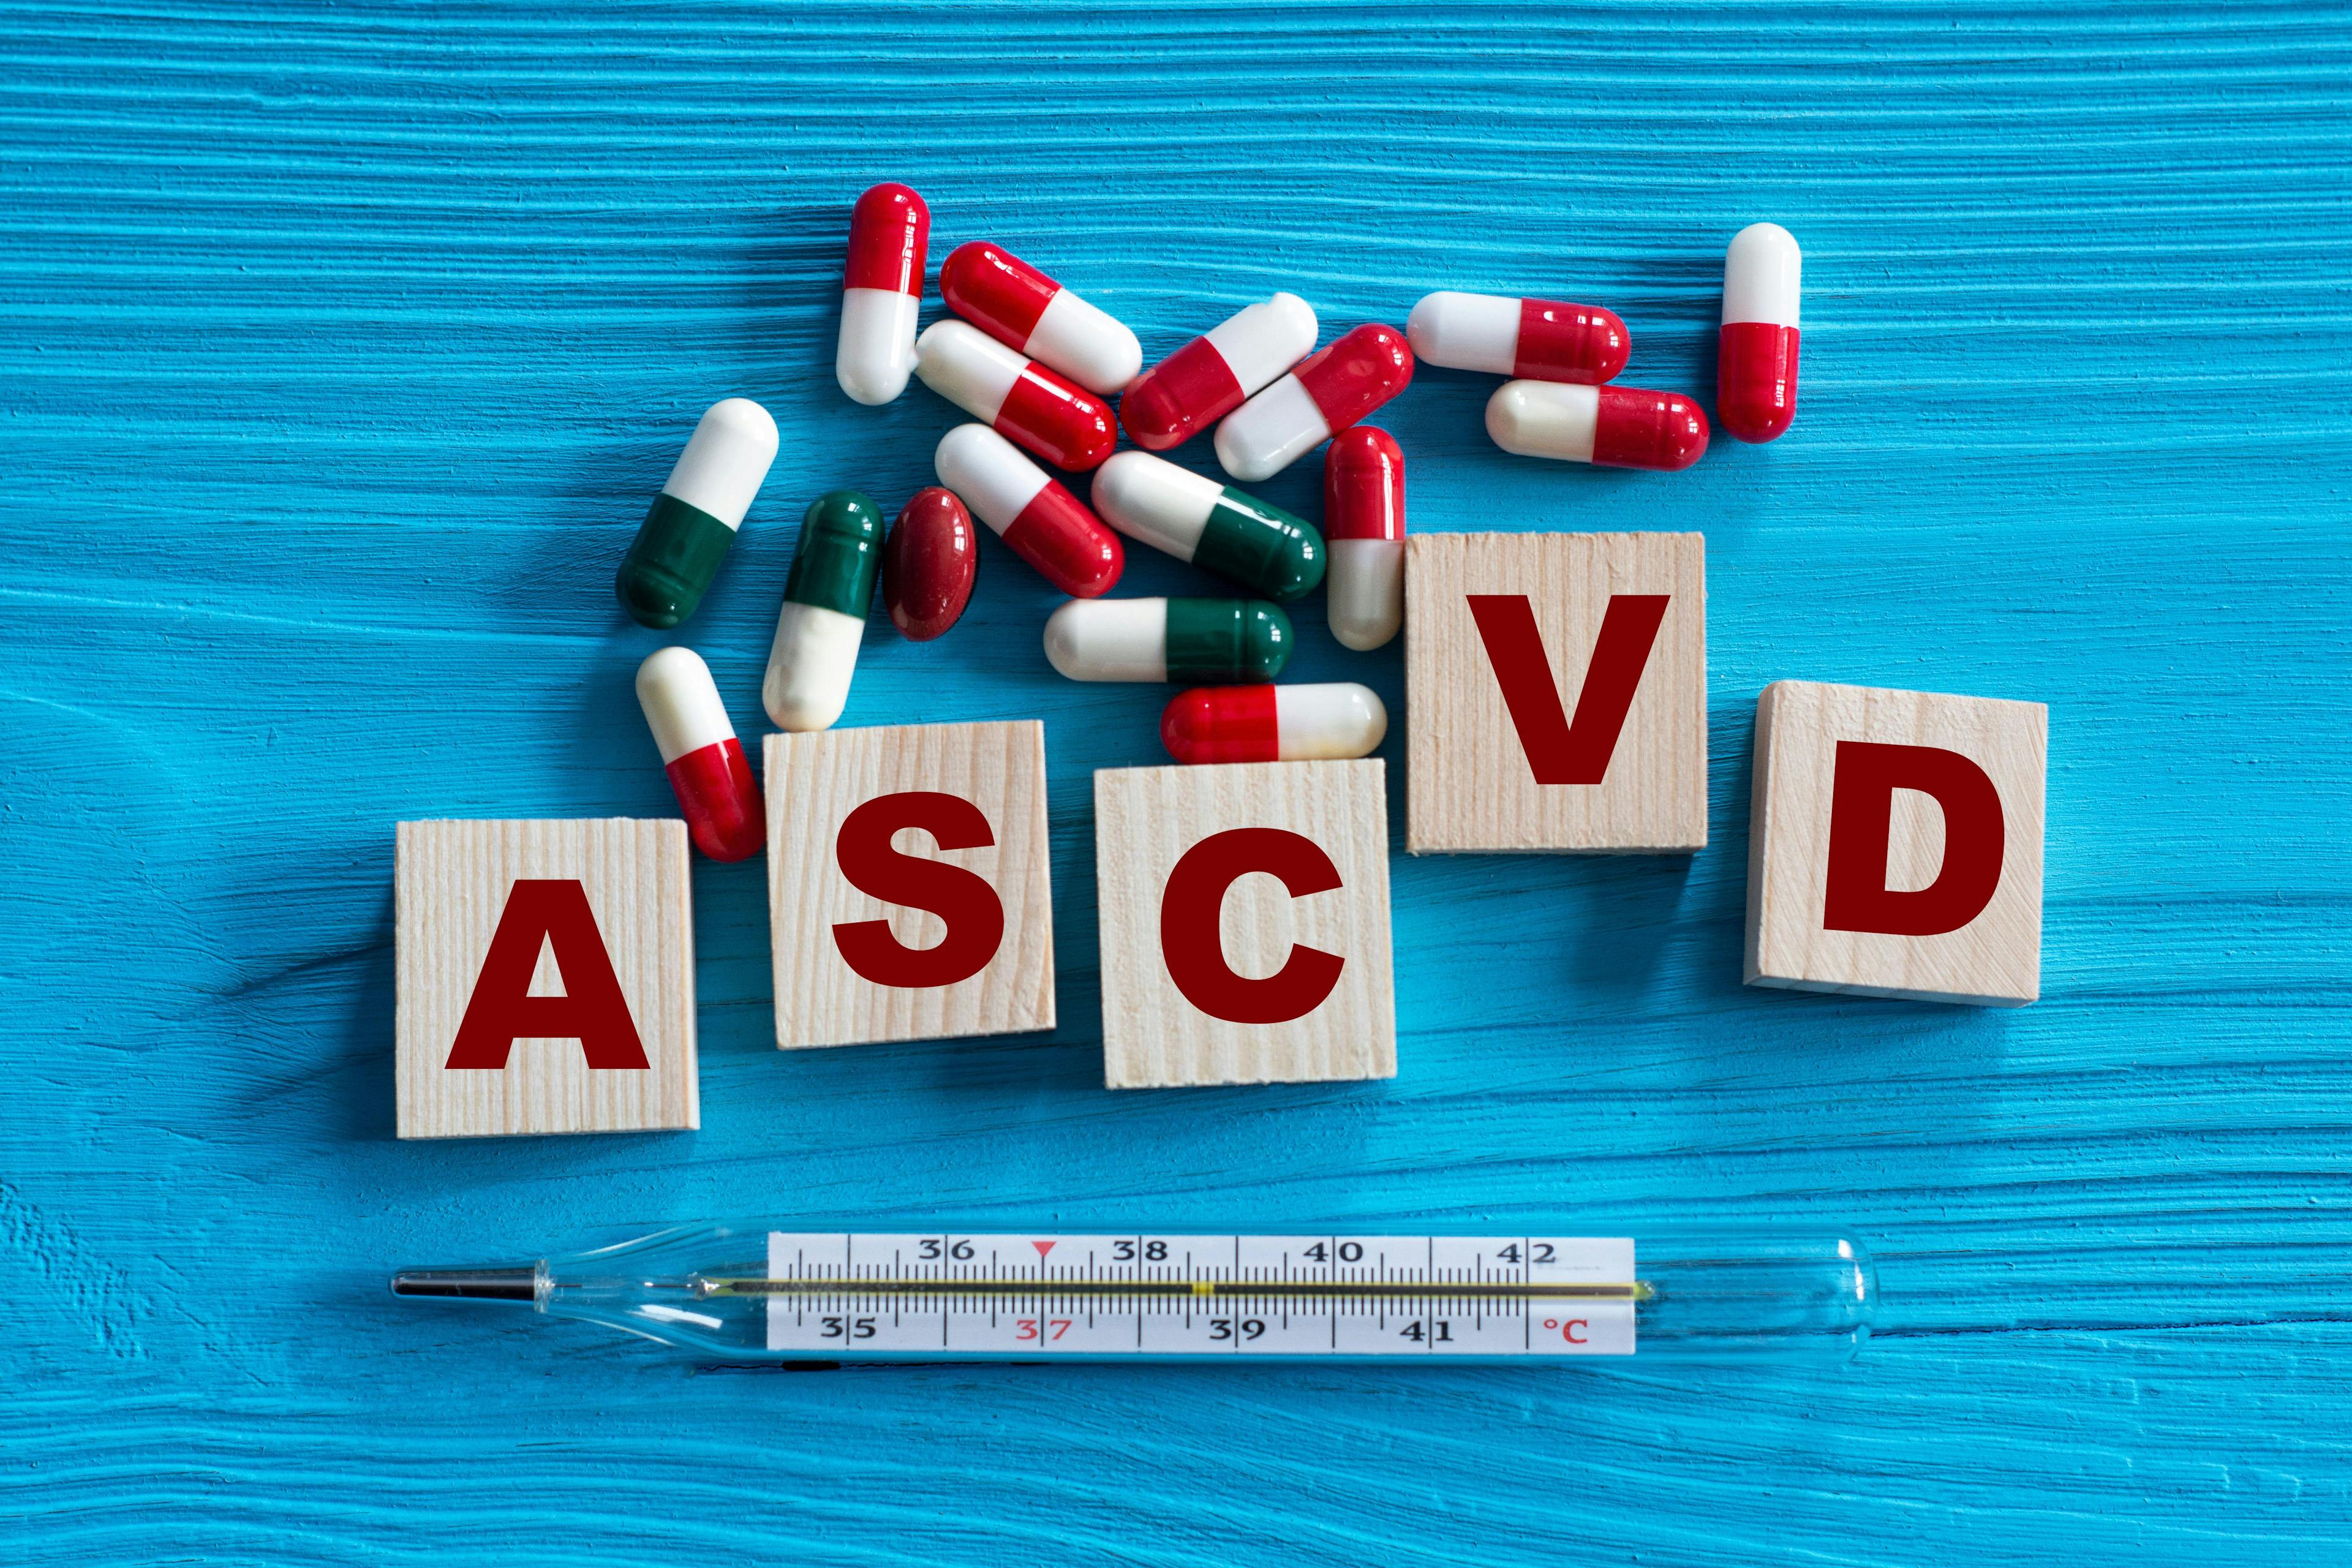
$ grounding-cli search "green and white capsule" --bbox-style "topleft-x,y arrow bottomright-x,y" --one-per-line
763,490 -> 883,731
1043,596 -> 1292,684
616,398 -> 779,629
1088,451 -> 1325,602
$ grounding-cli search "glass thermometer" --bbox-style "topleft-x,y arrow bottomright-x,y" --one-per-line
394,1224 -> 1875,1363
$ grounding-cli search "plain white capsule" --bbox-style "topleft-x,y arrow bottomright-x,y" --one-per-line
662,398 -> 778,527
933,423 -> 1050,535
1327,538 -> 1404,652
1405,292 -> 1522,376
635,646 -> 736,764
914,319 -> 1023,425
1276,682 -> 1387,759
1043,598 -> 1170,682
1213,374 -> 1328,482
837,288 -> 921,406
1486,380 -> 1601,462
1723,222 -> 1803,327
762,601 -> 865,731
1090,450 -> 1220,561
1030,290 -> 1143,394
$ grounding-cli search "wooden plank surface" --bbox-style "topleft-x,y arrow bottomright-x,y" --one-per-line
3,2 -> 2350,1564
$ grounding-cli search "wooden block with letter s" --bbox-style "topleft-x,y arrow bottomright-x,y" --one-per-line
766,720 -> 1055,1049
394,818 -> 697,1139
1093,758 -> 1395,1089
1745,680 -> 2048,1006
1405,530 -> 1706,854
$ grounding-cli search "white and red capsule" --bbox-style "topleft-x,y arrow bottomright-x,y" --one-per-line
933,423 -> 1123,598
1718,222 -> 1801,443
1485,382 -> 1710,470
916,319 -> 1119,472
1406,292 -> 1629,385
1161,682 -> 1388,765
1120,293 -> 1319,453
1322,427 -> 1404,651
940,242 -> 1142,396
1215,323 -> 1414,482
835,183 -> 928,407
635,647 -> 763,863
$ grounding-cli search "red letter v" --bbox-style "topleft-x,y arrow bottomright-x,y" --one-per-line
1466,594 -> 1671,785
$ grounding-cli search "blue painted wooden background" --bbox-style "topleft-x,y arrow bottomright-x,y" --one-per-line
5,2 -> 2348,1561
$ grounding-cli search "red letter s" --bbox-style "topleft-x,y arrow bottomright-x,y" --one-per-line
1823,741 -> 2005,937
1159,828 -> 1344,1025
831,791 -> 1006,987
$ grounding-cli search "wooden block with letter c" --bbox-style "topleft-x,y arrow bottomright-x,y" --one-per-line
1745,680 -> 2048,1006
765,720 -> 1055,1049
1093,758 -> 1395,1088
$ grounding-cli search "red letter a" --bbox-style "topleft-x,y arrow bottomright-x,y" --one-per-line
1822,742 -> 2006,937
445,879 -> 650,1069
1466,594 -> 1670,785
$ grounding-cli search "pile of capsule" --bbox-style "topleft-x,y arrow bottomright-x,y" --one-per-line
620,183 -> 1803,864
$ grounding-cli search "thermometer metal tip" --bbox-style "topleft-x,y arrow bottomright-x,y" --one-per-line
390,1265 -> 538,1302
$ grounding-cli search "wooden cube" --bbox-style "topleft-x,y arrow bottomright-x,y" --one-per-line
1094,759 -> 1395,1088
1405,531 -> 1707,854
395,818 -> 697,1139
766,722 -> 1055,1049
1745,680 -> 2048,1006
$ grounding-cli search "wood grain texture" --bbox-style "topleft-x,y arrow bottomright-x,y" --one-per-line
765,721 -> 1054,1049
1095,760 -> 1396,1088
1745,681 -> 2046,1006
1405,531 -> 1707,853
394,819 -> 696,1137
2,1 -> 2349,1563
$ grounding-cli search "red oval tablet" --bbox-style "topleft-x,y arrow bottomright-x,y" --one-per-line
883,486 -> 977,641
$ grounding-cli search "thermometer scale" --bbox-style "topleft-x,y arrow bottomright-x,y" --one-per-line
395,1223 -> 1875,1364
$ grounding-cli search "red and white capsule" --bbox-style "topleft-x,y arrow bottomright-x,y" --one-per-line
1406,292 -> 1629,385
933,423 -> 1123,598
940,242 -> 1142,396
1215,323 -> 1414,482
916,320 -> 1119,472
1322,427 -> 1404,652
1120,293 -> 1319,453
635,647 -> 763,863
1161,682 -> 1388,765
1718,222 -> 1801,443
835,183 -> 928,407
1485,382 -> 1710,470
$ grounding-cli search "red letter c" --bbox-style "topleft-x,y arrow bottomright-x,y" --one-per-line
1159,828 -> 1345,1025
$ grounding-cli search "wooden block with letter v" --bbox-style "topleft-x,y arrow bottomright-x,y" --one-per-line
394,818 -> 697,1139
1745,680 -> 2048,1006
1093,758 -> 1395,1089
766,720 -> 1055,1049
1405,530 -> 1706,854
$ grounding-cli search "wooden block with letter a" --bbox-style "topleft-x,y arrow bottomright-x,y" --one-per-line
1745,680 -> 2048,1006
1093,759 -> 1395,1089
766,721 -> 1055,1049
1405,530 -> 1706,854
394,818 -> 697,1139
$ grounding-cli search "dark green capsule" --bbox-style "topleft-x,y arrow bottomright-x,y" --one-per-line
783,489 -> 886,619
1164,597 -> 1293,684
1193,487 -> 1327,603
617,492 -> 736,629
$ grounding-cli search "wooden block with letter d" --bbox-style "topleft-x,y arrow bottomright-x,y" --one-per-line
766,721 -> 1055,1049
1405,530 -> 1707,854
1093,759 -> 1395,1089
394,818 -> 697,1139
1745,680 -> 2048,1006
